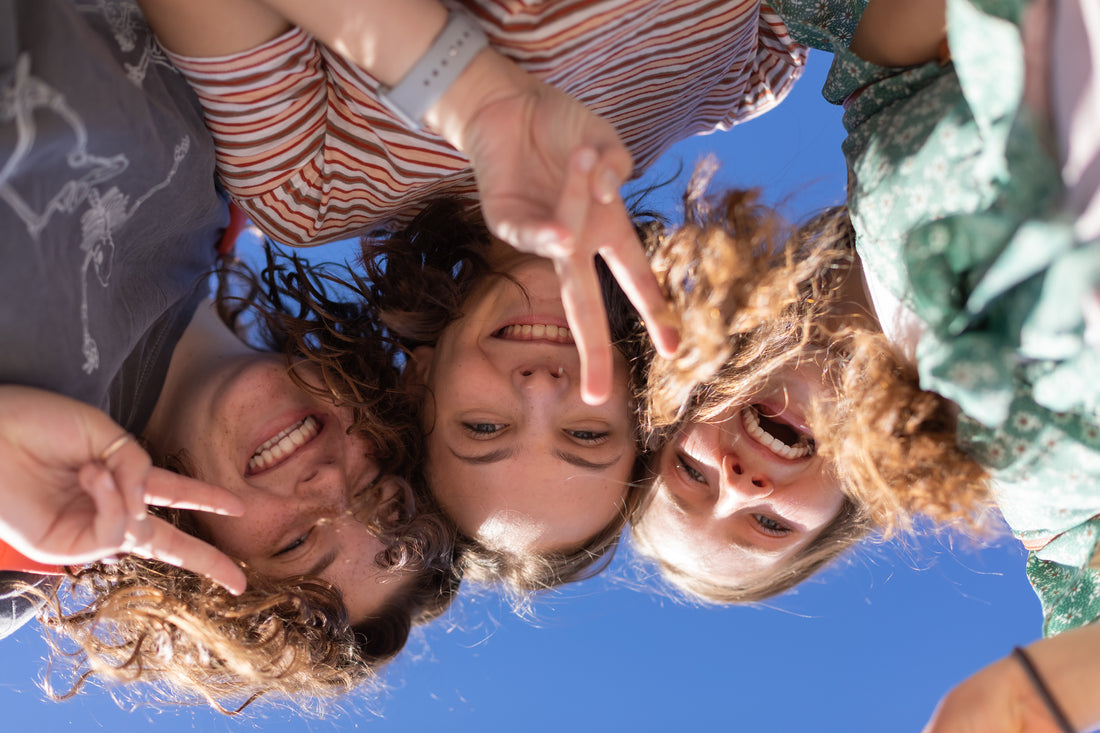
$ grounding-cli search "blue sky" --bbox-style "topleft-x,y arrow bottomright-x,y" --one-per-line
0,52 -> 1046,732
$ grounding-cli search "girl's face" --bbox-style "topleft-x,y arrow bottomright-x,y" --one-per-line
412,253 -> 636,555
643,363 -> 846,587
149,355 -> 417,623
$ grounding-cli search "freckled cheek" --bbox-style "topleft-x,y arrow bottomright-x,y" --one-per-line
439,347 -> 504,388
184,429 -> 239,487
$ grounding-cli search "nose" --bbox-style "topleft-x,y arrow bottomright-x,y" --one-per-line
715,453 -> 773,516
255,460 -> 350,512
512,362 -> 571,395
297,462 -> 352,505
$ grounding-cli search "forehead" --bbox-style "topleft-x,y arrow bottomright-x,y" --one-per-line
425,441 -> 635,553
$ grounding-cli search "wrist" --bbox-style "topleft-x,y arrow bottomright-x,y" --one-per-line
378,8 -> 488,129
423,44 -> 540,153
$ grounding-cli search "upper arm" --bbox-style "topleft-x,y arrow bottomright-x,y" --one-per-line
136,0 -> 291,57
849,0 -> 947,67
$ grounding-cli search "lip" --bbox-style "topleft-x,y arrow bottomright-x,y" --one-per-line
491,314 -> 575,346
731,402 -> 814,465
750,398 -> 813,438
244,410 -> 325,477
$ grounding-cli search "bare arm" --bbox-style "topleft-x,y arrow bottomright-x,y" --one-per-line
259,0 -> 679,400
136,0 -> 290,56
923,623 -> 1100,733
139,0 -> 677,402
849,0 -> 947,67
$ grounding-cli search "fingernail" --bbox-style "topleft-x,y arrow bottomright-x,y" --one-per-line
535,227 -> 562,249
581,387 -> 610,406
576,148 -> 597,172
598,168 -> 620,204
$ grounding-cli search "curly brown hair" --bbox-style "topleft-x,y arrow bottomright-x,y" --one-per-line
358,198 -> 650,605
38,250 -> 461,713
632,180 -> 993,604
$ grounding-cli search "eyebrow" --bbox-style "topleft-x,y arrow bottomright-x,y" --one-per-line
449,446 -> 517,464
552,448 -> 624,471
448,445 -> 624,472
303,547 -> 339,578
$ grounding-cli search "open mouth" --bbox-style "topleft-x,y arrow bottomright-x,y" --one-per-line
741,405 -> 815,460
247,415 -> 321,475
494,323 -> 574,344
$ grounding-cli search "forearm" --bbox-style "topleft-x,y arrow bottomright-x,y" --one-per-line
136,0 -> 290,56
849,0 -> 947,67
255,0 -> 539,153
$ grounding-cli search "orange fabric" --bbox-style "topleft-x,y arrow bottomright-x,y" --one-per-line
0,540 -> 62,575
216,202 -> 251,255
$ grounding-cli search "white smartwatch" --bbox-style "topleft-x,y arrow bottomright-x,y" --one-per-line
378,9 -> 489,130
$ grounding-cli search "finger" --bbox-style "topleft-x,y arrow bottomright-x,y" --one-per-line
595,211 -> 681,358
78,462 -> 128,558
555,148 -> 615,404
143,467 -> 245,516
100,434 -> 152,523
590,146 -> 633,205
556,255 -> 615,405
555,148 -> 596,239
128,515 -> 247,596
495,215 -> 575,259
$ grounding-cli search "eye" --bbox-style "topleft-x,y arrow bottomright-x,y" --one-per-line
565,429 -> 609,445
462,422 -> 507,438
353,473 -> 381,501
675,452 -> 707,484
753,514 -> 793,537
274,528 -> 313,557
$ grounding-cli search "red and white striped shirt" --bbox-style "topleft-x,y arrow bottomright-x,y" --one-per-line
168,0 -> 805,245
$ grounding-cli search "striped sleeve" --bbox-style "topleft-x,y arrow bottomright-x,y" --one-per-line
166,29 -> 477,245
166,0 -> 807,246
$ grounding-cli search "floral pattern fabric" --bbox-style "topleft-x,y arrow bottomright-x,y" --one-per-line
774,0 -> 1100,637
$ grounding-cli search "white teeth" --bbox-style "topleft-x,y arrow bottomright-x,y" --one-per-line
741,406 -> 814,460
497,323 -> 574,344
248,416 -> 320,473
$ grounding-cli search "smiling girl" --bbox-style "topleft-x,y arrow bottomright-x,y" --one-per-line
360,198 -> 647,598
635,0 -> 1100,724
31,252 -> 460,712
2,0 -> 459,712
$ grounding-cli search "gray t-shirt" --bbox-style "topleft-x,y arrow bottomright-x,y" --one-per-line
0,0 -> 229,638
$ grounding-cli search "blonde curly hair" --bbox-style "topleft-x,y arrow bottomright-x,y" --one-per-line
632,181 -> 992,604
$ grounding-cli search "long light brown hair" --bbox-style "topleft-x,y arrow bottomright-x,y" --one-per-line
633,182 -> 992,603
358,198 -> 650,606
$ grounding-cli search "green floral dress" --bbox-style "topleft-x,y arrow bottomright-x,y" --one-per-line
771,0 -> 1100,637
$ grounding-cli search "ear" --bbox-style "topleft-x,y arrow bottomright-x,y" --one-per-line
405,345 -> 436,388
